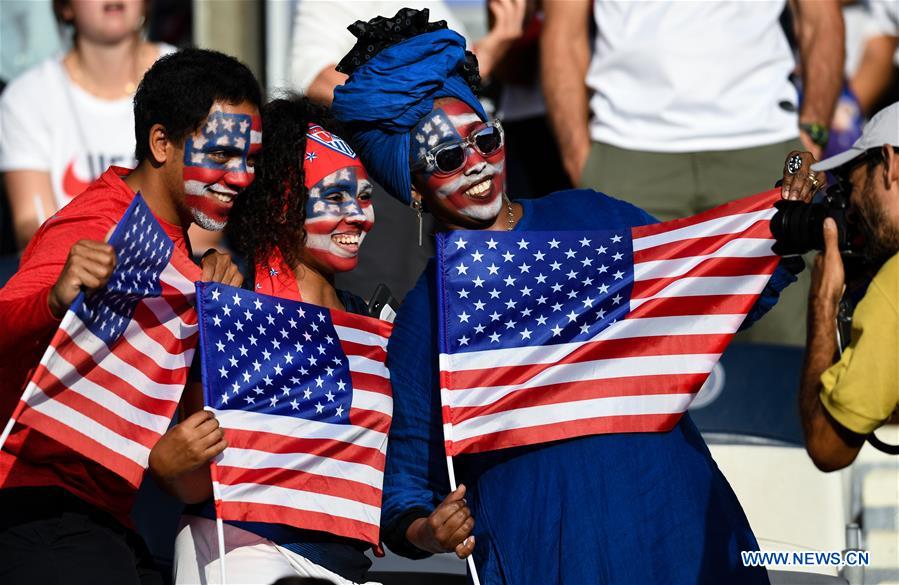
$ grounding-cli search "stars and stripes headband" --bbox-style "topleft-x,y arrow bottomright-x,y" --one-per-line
303,124 -> 366,189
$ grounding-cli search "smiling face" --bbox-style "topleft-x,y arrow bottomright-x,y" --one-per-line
181,102 -> 262,230
410,98 -> 506,229
301,125 -> 374,274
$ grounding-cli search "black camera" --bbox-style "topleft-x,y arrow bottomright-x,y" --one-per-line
770,181 -> 866,256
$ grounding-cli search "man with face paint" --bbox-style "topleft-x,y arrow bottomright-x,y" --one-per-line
0,49 -> 261,585
180,110 -> 262,231
331,10 -> 816,584
150,98 -> 382,585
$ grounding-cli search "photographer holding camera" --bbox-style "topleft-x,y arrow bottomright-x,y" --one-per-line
780,102 -> 899,472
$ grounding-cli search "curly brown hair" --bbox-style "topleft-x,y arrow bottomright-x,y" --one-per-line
226,96 -> 345,273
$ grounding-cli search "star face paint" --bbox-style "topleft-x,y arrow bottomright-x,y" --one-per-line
182,108 -> 262,230
302,125 -> 373,274
410,100 -> 505,223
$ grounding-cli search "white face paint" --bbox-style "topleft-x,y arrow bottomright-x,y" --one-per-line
181,107 -> 261,231
431,160 -> 506,220
303,167 -> 375,273
410,102 -> 507,227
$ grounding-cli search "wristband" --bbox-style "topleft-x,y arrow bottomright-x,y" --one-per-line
799,122 -> 829,148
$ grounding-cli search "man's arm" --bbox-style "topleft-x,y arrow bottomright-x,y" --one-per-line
850,35 -> 898,116
0,222 -> 115,358
306,67 -> 348,107
800,218 -> 865,471
289,1 -> 357,105
791,0 -> 845,158
540,0 -> 593,186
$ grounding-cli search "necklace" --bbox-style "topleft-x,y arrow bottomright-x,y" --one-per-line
505,196 -> 514,231
67,43 -> 142,99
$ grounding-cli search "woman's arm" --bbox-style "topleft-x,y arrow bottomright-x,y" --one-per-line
381,266 -> 474,557
4,170 -> 57,250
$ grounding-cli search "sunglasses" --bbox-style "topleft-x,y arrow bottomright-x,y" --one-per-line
412,121 -> 504,175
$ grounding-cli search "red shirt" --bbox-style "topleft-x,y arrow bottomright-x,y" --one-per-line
0,166 -> 192,523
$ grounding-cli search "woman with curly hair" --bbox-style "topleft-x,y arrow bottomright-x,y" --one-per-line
147,96 -> 379,585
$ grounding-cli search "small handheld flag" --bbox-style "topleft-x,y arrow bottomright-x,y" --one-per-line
0,195 -> 199,487
196,283 -> 393,545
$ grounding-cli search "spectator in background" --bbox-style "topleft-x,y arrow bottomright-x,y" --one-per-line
789,0 -> 898,163
0,0 -> 219,255
851,0 -> 899,114
0,0 -> 171,249
541,0 -> 844,347
491,0 -> 572,199
290,1 -> 523,107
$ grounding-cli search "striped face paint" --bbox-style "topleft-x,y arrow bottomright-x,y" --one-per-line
304,167 -> 374,273
303,126 -> 373,273
182,106 -> 262,230
411,100 -> 505,223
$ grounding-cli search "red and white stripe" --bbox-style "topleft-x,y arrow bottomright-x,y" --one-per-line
9,252 -> 199,487
211,310 -> 393,546
440,190 -> 781,455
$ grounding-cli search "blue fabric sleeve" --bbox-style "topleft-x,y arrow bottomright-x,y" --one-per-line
739,256 -> 804,331
381,262 -> 452,558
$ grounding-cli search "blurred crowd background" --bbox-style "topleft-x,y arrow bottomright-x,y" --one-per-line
0,1 -> 897,583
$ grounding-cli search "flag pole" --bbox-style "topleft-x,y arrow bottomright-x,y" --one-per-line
445,454 -> 481,585
0,380 -> 38,449
436,233 -> 482,585
0,415 -> 17,451
212,475 -> 227,585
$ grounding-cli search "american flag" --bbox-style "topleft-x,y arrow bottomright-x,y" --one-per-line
3,195 -> 199,487
182,111 -> 262,188
197,284 -> 393,545
437,190 -> 781,455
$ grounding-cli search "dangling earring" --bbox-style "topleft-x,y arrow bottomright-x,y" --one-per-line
411,198 -> 423,247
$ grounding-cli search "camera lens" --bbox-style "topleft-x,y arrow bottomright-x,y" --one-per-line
770,200 -> 828,255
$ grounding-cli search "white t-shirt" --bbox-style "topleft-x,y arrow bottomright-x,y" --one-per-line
869,0 -> 899,65
587,1 -> 799,153
289,1 -> 469,95
871,0 -> 899,36
0,44 -> 176,211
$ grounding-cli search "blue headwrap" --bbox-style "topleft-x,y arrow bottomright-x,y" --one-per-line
331,29 -> 487,206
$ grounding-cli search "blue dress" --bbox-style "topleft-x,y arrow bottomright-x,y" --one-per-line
382,190 -> 784,584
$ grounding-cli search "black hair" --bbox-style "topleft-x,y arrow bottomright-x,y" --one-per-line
336,7 -> 481,94
226,96 -> 345,271
863,146 -> 899,176
133,48 -> 262,163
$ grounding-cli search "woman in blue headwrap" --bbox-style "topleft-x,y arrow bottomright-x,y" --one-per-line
333,9 -> 794,584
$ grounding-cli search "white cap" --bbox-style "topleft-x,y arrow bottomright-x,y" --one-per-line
812,101 -> 899,172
